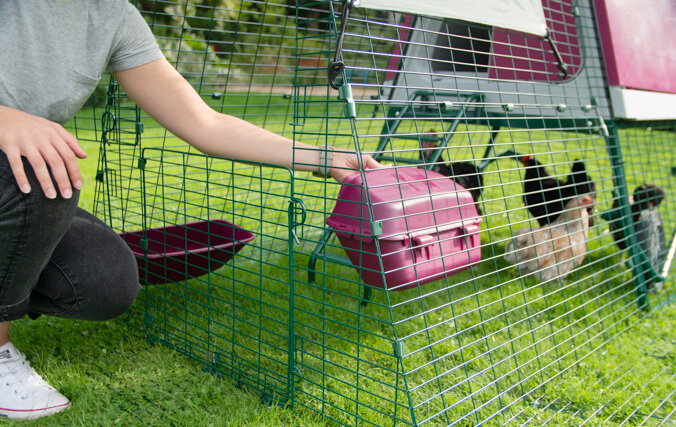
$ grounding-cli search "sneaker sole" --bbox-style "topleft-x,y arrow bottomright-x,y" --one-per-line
0,400 -> 71,420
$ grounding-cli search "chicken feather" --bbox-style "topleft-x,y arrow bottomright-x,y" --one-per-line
420,137 -> 484,214
521,155 -> 595,226
504,194 -> 593,282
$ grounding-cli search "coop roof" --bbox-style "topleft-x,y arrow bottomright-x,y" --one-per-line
356,0 -> 548,36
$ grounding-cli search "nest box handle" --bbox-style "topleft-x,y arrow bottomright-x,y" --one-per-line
412,234 -> 435,264
328,0 -> 356,90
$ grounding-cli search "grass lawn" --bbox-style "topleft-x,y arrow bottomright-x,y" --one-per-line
11,106 -> 675,426
13,295 -> 676,425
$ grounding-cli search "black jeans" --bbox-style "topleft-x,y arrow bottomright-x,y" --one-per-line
0,153 -> 140,322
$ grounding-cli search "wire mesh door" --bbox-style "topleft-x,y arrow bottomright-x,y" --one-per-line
96,134 -> 299,403
290,0 -> 675,425
131,148 -> 298,403
97,138 -> 300,402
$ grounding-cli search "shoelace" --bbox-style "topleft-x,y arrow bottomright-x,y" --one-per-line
0,352 -> 54,400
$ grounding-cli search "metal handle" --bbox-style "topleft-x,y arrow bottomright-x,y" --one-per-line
328,0 -> 356,89
546,29 -> 570,80
101,111 -> 117,145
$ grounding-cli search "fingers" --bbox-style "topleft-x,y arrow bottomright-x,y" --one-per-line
28,134 -> 84,199
4,148 -> 32,195
54,138 -> 85,192
24,149 -> 60,199
56,126 -> 88,160
362,155 -> 384,170
55,125 -> 87,192
328,151 -> 384,183
0,107 -> 87,198
1,124 -> 84,199
44,142 -> 78,198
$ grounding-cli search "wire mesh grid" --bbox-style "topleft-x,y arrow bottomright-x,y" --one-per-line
501,329 -> 676,426
122,147 -> 296,402
92,0 -> 306,404
290,0 -> 675,425
88,0 -> 676,425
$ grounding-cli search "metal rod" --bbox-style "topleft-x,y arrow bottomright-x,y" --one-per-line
546,29 -> 570,79
328,0 -> 355,89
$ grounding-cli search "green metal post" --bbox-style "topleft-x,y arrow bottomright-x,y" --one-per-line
287,196 -> 303,408
603,119 -> 649,310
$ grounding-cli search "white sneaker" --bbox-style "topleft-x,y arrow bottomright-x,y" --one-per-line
0,342 -> 71,420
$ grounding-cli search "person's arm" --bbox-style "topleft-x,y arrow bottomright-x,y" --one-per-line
112,58 -> 381,182
0,105 -> 87,198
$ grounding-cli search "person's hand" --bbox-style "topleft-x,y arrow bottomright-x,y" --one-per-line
0,106 -> 87,199
329,150 -> 384,183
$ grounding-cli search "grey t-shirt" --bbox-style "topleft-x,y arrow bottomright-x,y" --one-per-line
0,0 -> 164,124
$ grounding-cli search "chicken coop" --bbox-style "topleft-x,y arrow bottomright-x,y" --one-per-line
80,0 -> 676,425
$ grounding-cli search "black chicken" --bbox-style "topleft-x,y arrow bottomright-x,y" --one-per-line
419,139 -> 484,214
610,183 -> 665,251
521,155 -> 596,226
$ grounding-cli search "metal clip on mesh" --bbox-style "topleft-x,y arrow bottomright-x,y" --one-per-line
101,111 -> 116,146
328,0 -> 356,90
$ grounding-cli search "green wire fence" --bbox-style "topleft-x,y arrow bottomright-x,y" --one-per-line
84,0 -> 676,425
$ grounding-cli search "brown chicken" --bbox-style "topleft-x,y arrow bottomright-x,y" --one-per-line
504,194 -> 593,282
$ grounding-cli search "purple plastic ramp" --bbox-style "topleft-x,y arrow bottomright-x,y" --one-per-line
120,219 -> 255,285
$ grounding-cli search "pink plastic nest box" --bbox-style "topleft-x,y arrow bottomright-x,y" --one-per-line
326,168 -> 482,290
120,219 -> 255,285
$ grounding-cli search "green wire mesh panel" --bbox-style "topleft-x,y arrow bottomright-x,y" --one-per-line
91,1 -> 306,405
134,149 -> 295,402
290,0 -> 676,425
120,146 -> 297,402
90,1 -> 303,403
89,1 -> 676,426
93,0 -> 304,265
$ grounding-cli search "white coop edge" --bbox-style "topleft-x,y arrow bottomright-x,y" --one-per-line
355,0 -> 548,36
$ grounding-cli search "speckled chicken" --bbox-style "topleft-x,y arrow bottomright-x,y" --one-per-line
504,194 -> 593,282
609,184 -> 666,292
610,183 -> 665,251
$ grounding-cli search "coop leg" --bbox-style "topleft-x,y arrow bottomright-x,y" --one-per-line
603,120 -> 650,310
361,285 -> 372,307
308,229 -> 335,285
480,124 -> 501,161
